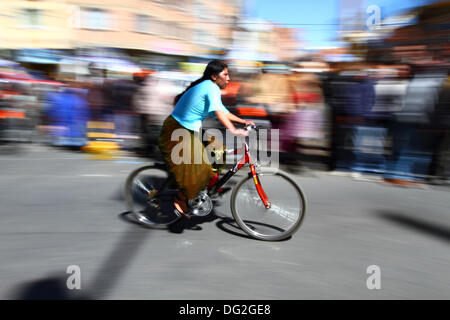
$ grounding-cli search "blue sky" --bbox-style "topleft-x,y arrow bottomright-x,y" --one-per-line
244,0 -> 436,49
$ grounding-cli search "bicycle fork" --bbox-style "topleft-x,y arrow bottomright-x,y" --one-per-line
250,164 -> 271,209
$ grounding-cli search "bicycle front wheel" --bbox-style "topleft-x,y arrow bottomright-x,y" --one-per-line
124,165 -> 180,228
230,169 -> 306,241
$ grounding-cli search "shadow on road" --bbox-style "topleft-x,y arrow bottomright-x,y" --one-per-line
10,274 -> 91,300
215,217 -> 292,241
216,217 -> 254,240
9,221 -> 151,300
120,209 -> 220,234
168,211 -> 220,233
375,210 -> 450,243
10,206 -> 291,299
87,223 -> 151,299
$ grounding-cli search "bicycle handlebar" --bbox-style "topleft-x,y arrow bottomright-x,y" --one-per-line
244,124 -> 260,132
225,124 -> 266,154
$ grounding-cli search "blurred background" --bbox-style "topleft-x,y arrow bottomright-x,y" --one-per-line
2,0 -> 450,301
1,0 -> 450,184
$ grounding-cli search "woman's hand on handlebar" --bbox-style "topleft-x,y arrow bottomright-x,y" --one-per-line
231,128 -> 249,137
244,120 -> 256,126
216,110 -> 251,137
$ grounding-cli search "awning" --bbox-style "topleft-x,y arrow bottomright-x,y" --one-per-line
15,49 -> 63,64
58,56 -> 141,74
0,59 -> 19,68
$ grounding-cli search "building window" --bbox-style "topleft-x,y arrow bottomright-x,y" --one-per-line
21,8 -> 43,29
165,0 -> 183,8
80,8 -> 112,30
194,2 -> 217,21
194,30 -> 219,46
134,14 -> 161,35
153,0 -> 190,11
162,22 -> 184,39
135,14 -> 150,33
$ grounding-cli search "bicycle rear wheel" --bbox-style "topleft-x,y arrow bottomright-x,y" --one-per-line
230,169 -> 306,241
124,165 -> 180,228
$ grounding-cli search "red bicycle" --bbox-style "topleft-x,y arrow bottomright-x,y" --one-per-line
124,125 -> 306,241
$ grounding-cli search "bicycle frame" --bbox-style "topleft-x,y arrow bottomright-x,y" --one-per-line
208,134 -> 272,209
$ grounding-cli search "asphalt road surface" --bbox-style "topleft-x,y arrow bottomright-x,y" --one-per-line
1,144 -> 450,300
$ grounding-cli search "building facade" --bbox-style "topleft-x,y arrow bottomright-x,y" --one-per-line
0,0 -> 240,58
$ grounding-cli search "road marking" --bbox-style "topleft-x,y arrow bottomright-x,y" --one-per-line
0,156 -> 143,161
115,161 -> 144,164
176,240 -> 194,248
271,260 -> 301,266
0,157 -> 85,161
80,174 -> 113,177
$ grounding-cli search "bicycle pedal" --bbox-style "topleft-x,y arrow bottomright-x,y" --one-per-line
174,208 -> 192,219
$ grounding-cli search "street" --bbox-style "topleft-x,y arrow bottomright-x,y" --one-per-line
1,144 -> 450,300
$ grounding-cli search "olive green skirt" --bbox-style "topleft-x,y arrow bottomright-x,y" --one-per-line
158,116 -> 217,200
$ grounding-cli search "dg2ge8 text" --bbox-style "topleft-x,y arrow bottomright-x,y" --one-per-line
223,304 -> 271,315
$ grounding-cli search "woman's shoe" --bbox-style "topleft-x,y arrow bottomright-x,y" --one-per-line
174,193 -> 191,219
174,208 -> 191,219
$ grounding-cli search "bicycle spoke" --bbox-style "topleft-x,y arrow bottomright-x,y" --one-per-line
125,166 -> 180,228
134,179 -> 151,194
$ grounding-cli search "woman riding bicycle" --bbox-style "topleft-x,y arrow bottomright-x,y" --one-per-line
158,60 -> 254,216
